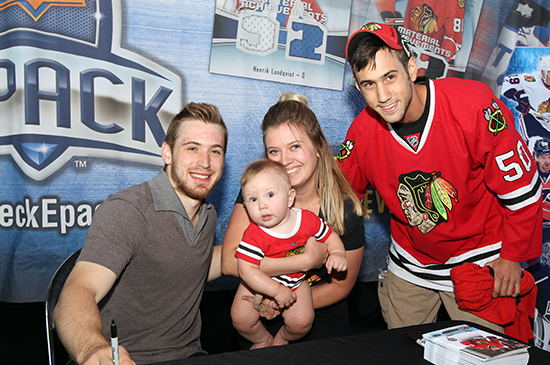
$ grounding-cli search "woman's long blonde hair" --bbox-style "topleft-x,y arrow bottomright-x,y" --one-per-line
261,92 -> 365,235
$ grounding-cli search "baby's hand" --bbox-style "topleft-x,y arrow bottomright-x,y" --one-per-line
325,251 -> 347,274
273,285 -> 297,309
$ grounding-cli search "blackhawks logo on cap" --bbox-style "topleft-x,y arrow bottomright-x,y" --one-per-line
362,22 -> 382,31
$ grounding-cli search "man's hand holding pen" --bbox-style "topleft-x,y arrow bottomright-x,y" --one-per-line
77,321 -> 134,365
79,345 -> 134,365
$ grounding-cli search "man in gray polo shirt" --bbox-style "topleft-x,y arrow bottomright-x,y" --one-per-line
54,102 -> 227,365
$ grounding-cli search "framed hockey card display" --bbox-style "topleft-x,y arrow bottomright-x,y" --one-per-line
209,0 -> 352,90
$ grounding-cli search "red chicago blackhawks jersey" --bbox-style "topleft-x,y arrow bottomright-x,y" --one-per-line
235,208 -> 332,289
338,78 -> 542,291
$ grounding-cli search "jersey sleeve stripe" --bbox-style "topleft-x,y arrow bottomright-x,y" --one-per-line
315,220 -> 329,241
498,173 -> 542,211
236,241 -> 264,261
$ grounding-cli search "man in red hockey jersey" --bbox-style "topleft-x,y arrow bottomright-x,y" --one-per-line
339,22 -> 542,331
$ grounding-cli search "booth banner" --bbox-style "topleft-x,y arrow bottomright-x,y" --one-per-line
349,0 -> 483,80
209,0 -> 352,90
1,0 -> 548,303
481,0 -> 550,95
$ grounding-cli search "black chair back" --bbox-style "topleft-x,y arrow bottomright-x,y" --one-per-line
45,249 -> 81,365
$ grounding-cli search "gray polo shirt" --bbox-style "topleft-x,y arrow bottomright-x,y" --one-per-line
79,170 -> 216,364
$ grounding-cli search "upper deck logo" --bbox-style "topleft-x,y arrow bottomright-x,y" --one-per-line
0,0 -> 182,180
1,1 -> 86,21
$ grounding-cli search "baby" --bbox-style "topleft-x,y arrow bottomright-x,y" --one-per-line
231,158 -> 348,348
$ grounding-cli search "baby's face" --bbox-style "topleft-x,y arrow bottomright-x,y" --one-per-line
242,171 -> 293,229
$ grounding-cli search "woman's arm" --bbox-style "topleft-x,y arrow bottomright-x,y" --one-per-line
222,203 -> 328,278
311,246 -> 364,309
221,203 -> 250,277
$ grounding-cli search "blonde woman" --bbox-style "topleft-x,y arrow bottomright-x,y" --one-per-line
222,93 -> 366,343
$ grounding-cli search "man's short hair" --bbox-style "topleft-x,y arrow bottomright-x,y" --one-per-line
164,102 -> 228,153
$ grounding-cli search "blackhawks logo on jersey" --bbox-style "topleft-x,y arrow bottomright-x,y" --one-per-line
484,99 -> 507,136
410,4 -> 438,34
397,171 -> 458,234
337,139 -> 354,162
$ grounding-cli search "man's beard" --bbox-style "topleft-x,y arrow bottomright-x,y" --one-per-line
170,167 -> 215,201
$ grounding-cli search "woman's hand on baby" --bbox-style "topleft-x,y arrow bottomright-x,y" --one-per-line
301,236 -> 328,271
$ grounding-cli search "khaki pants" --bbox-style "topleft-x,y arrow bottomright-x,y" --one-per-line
378,269 -> 503,333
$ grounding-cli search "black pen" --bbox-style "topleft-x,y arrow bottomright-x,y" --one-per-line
111,320 -> 120,365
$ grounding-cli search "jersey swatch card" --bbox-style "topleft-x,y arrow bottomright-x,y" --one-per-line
209,0 -> 352,90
